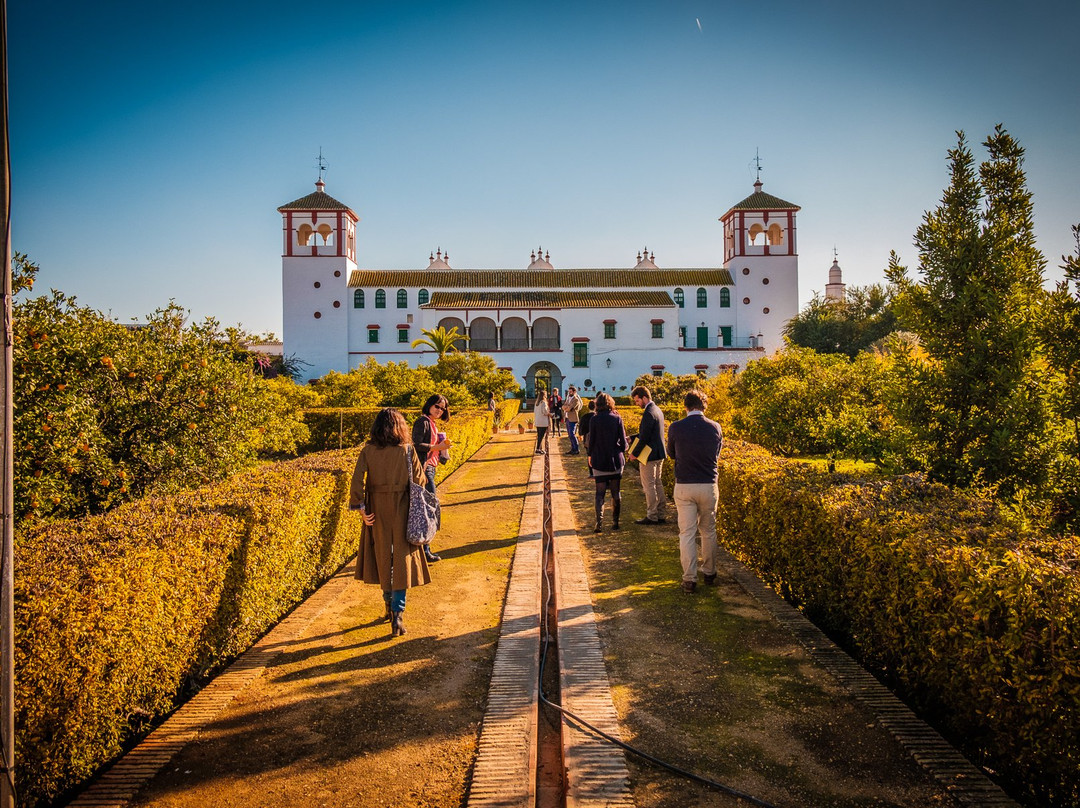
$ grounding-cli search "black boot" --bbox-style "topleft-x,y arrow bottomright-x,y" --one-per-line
391,611 -> 407,637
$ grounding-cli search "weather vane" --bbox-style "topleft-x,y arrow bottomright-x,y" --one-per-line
753,148 -> 763,182
316,148 -> 328,181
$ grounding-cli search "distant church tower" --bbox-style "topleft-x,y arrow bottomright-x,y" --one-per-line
825,253 -> 846,302
719,178 -> 800,354
278,179 -> 357,382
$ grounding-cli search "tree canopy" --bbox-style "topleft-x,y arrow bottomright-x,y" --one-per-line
885,125 -> 1052,494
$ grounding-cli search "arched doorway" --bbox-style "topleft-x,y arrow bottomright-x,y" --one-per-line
524,360 -> 563,401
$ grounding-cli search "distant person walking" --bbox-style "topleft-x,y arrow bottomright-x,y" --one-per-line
578,398 -> 596,452
549,388 -> 564,436
533,392 -> 551,454
629,385 -> 667,524
665,389 -> 723,593
349,408 -> 430,636
412,394 -> 452,563
586,393 -> 628,532
564,385 -> 583,455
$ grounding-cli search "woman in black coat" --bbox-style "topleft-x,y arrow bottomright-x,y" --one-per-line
585,393 -> 628,533
412,394 -> 451,562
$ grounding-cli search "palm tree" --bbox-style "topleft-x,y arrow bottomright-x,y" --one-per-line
411,326 -> 469,359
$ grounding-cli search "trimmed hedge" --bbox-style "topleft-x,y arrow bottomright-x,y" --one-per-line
711,440 -> 1080,807
16,407 -> 504,806
302,407 -> 392,452
303,404 -> 518,456
494,398 -> 520,430
16,450 -> 362,806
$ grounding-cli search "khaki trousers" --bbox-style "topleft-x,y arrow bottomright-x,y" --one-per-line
673,482 -> 718,582
638,458 -> 667,520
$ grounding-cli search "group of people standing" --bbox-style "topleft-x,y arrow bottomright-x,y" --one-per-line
348,381 -> 724,639
537,383 -> 725,594
348,394 -> 451,637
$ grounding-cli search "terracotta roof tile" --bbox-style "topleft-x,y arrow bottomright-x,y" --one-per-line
722,189 -> 800,218
277,190 -> 356,215
423,291 -> 676,309
347,268 -> 733,288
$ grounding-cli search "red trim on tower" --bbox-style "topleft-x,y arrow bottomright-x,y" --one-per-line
788,211 -> 796,253
286,212 -> 294,256
337,212 -> 343,258
571,337 -> 590,342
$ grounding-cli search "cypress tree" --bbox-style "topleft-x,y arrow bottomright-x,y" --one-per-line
886,126 -> 1051,493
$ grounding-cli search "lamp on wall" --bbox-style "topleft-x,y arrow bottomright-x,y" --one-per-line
605,358 -> 611,368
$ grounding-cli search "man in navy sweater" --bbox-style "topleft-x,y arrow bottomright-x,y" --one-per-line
665,389 -> 724,593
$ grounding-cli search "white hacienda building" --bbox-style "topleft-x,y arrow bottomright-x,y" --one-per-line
280,178 -> 801,394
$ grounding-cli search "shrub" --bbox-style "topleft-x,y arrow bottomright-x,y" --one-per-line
302,408 -> 391,452
15,450 -> 361,807
712,440 -> 1080,807
729,345 -> 893,463
308,354 -> 520,410
14,295 -> 306,521
494,398 -> 520,429
16,407 -> 505,806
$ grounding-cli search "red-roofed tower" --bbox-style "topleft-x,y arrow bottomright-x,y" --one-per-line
278,179 -> 357,381
719,179 -> 800,354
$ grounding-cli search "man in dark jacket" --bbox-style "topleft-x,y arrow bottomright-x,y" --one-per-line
629,385 -> 667,524
665,389 -> 723,593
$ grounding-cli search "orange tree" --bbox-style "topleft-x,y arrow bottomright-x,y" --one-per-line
14,282 -> 307,521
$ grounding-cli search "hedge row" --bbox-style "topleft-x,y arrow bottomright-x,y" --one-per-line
303,403 -> 518,454
302,407 -> 390,452
15,450 -> 362,806
16,406 -> 506,807
709,440 -> 1080,807
494,398 -> 521,430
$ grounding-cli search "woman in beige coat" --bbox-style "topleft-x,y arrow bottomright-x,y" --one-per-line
349,408 -> 430,636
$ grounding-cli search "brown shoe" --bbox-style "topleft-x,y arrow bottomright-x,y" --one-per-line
703,573 -> 717,586
681,580 -> 696,594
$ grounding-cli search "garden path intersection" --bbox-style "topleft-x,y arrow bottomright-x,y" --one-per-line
69,427 -> 1014,808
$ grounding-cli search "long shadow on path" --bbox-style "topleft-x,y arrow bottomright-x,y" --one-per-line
128,432 -> 536,808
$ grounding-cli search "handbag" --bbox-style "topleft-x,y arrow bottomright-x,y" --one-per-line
406,446 -> 441,546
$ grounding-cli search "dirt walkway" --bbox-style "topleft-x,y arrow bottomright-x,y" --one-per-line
129,431 -> 535,808
117,425 -> 985,808
557,437 -> 957,808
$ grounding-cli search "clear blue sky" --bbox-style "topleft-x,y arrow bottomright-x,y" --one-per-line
9,0 -> 1080,335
